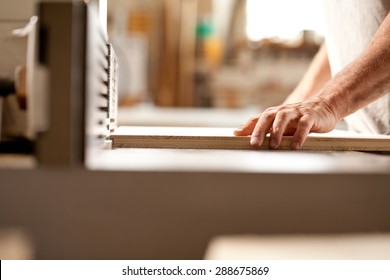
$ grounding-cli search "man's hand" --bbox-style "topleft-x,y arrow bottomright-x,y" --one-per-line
235,11 -> 390,147
234,98 -> 338,150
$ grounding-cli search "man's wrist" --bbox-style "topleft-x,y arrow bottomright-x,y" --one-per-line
317,81 -> 348,122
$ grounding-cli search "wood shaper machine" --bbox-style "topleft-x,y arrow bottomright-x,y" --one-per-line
2,0 -> 118,167
37,0 -> 118,167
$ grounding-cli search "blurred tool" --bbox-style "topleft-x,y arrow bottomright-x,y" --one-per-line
0,12 -> 39,153
0,1 -> 118,165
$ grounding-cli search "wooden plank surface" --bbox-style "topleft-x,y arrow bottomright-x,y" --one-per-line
110,126 -> 390,152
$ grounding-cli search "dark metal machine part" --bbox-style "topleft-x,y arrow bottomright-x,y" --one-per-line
0,78 -> 16,97
36,1 -> 116,166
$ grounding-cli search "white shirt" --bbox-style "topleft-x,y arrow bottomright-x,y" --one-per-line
323,0 -> 390,134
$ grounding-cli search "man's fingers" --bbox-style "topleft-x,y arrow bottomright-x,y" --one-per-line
234,116 -> 259,136
250,112 -> 275,146
235,98 -> 337,150
291,116 -> 314,150
270,111 -> 297,149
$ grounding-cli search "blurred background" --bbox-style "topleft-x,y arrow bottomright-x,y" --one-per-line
107,0 -> 324,126
0,0 -> 326,128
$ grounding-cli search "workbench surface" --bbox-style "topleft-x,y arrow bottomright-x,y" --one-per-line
88,148 -> 390,174
1,150 -> 389,260
1,148 -> 389,174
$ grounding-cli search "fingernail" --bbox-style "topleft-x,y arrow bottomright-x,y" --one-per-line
270,139 -> 277,149
234,127 -> 244,133
250,137 -> 259,146
291,141 -> 300,150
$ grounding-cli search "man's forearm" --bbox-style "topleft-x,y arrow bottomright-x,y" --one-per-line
319,12 -> 390,121
284,43 -> 331,104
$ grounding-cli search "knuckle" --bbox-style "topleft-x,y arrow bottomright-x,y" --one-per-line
262,114 -> 274,122
299,119 -> 310,127
277,111 -> 288,119
271,127 -> 280,136
280,105 -> 289,110
292,107 -> 301,114
264,107 -> 277,113
302,111 -> 312,118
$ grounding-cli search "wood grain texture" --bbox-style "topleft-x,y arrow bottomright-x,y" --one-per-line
110,126 -> 390,152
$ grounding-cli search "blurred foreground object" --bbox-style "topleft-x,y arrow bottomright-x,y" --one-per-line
205,234 -> 390,260
0,228 -> 34,260
0,15 -> 37,153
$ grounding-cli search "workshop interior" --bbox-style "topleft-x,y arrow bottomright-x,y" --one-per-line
0,0 -> 389,260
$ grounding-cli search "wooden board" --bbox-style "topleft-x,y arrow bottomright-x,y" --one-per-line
110,126 -> 390,152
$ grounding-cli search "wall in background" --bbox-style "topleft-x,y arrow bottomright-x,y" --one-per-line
0,0 -> 36,20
